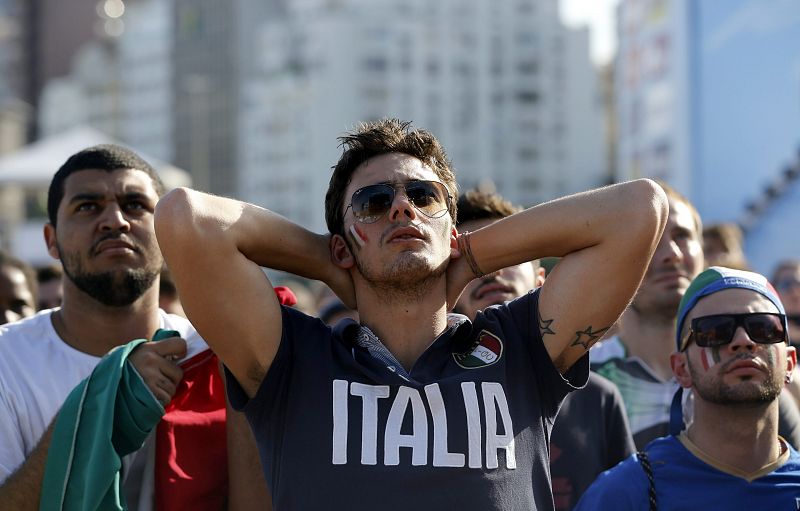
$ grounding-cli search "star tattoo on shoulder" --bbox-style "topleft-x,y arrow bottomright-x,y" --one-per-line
538,316 -> 555,337
570,325 -> 610,350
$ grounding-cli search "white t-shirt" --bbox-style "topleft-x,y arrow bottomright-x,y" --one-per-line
0,308 -> 207,506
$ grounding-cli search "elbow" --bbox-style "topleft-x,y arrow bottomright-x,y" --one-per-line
629,178 -> 669,240
154,187 -> 199,245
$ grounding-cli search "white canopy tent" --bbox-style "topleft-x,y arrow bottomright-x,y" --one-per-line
0,126 -> 191,188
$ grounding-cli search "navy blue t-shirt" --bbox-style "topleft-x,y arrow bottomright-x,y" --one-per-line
226,289 -> 589,510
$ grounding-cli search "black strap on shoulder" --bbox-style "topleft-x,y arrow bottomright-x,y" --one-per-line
637,450 -> 657,511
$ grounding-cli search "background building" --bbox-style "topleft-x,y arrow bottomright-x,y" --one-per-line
240,0 -> 606,231
615,0 -> 800,272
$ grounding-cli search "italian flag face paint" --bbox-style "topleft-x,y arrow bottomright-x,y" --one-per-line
350,224 -> 367,248
700,347 -> 721,371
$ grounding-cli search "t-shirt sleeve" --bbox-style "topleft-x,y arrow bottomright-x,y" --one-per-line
0,380 -> 26,483
573,456 -> 648,511
507,290 -> 589,419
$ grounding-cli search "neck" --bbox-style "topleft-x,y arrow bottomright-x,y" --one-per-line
355,279 -> 449,371
686,398 -> 782,474
617,307 -> 677,381
54,281 -> 162,357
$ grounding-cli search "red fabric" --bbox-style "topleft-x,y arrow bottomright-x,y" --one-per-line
153,286 -> 296,509
273,285 -> 297,307
155,349 -> 228,511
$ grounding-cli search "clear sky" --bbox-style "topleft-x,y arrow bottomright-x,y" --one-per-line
559,0 -> 621,65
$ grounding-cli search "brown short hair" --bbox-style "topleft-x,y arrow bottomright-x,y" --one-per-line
456,189 -> 521,226
324,119 -> 458,235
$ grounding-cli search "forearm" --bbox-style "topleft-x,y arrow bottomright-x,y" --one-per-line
468,179 -> 667,271
155,188 -> 332,282
0,423 -> 53,510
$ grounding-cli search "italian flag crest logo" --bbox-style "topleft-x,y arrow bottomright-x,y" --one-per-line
453,330 -> 503,369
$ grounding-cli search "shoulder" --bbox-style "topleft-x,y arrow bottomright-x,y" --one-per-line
782,444 -> 800,471
0,311 -> 60,371
587,371 -> 622,395
474,289 -> 539,340
575,453 -> 649,510
0,310 -> 55,344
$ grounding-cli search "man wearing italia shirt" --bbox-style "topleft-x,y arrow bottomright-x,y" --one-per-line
155,118 -> 667,510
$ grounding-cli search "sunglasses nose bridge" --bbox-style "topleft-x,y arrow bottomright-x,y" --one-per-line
388,184 -> 418,221
729,325 -> 757,350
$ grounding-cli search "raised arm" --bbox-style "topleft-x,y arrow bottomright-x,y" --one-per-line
464,179 -> 667,372
154,188 -> 350,397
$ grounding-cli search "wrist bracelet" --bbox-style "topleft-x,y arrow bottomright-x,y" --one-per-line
459,231 -> 485,278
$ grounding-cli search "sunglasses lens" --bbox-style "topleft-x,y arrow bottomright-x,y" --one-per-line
694,316 -> 735,347
352,185 -> 394,223
406,181 -> 449,218
743,314 -> 785,343
349,181 -> 450,223
691,313 -> 787,348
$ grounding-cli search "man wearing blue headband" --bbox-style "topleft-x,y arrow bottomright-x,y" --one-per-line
576,267 -> 800,509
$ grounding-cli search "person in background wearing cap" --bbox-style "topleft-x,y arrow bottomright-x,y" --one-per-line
772,259 -> 800,410
575,267 -> 800,510
592,182 -> 800,450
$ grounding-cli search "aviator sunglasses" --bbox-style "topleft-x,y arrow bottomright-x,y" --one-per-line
685,312 -> 787,349
345,180 -> 452,224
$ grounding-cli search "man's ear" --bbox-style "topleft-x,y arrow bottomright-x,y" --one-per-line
43,223 -> 60,260
671,351 -> 693,389
331,233 -> 354,269
450,226 -> 460,258
786,345 -> 797,384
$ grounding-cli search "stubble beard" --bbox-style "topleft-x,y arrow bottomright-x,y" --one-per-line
59,243 -> 160,307
688,355 -> 783,406
347,225 -> 449,304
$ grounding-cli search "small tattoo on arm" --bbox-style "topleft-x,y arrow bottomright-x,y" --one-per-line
570,325 -> 610,351
538,316 -> 556,337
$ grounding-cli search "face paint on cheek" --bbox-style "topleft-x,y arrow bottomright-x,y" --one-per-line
764,348 -> 777,370
700,346 -> 721,371
349,224 -> 367,248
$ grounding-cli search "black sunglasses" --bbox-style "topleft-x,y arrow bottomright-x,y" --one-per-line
345,180 -> 451,224
685,312 -> 787,349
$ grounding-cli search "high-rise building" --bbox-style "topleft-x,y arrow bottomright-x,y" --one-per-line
614,0 -> 692,190
33,0 -> 607,234
615,0 -> 800,271
119,0 -> 173,162
239,0 -> 606,231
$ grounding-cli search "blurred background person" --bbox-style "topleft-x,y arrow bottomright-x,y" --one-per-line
773,259 -> 800,408
773,260 -> 800,342
35,264 -> 62,311
455,189 -> 635,511
703,222 -> 749,270
0,250 -> 37,325
159,267 -> 185,317
593,182 -> 800,450
317,296 -> 359,326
